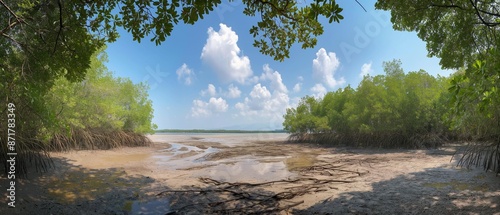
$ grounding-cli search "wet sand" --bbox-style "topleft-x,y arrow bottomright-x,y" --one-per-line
1,133 -> 499,214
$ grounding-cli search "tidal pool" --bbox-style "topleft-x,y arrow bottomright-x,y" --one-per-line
150,142 -> 317,182
195,158 -> 297,183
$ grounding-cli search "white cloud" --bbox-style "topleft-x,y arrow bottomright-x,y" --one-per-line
201,23 -> 252,84
293,83 -> 302,93
202,84 -> 242,99
201,84 -> 217,97
249,83 -> 271,100
176,63 -> 194,85
360,62 -> 373,77
311,83 -> 327,99
225,84 -> 241,99
293,76 -> 303,93
235,83 -> 290,118
234,65 -> 292,121
191,97 -> 228,117
259,64 -> 288,93
312,48 -> 345,88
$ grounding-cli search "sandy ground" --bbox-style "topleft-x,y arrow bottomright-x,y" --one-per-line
0,133 -> 499,214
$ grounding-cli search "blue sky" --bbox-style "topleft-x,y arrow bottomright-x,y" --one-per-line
104,1 -> 452,130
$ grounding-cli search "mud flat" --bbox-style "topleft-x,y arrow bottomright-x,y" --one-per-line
1,133 -> 499,214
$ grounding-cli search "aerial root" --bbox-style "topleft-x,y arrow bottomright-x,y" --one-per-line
157,162 -> 367,214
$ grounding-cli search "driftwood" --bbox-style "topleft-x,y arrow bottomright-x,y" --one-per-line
157,162 -> 367,214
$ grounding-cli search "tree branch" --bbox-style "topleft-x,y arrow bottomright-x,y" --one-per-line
53,0 -> 64,55
255,0 -> 296,21
355,0 -> 367,12
0,0 -> 24,23
0,19 -> 21,35
428,2 -> 500,27
469,0 -> 499,27
0,0 -> 28,37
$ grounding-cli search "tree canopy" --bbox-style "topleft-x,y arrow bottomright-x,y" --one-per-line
376,0 -> 500,172
375,0 -> 499,69
1,0 -> 345,85
283,60 -> 451,148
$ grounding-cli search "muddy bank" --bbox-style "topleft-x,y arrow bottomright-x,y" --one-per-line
0,134 -> 499,214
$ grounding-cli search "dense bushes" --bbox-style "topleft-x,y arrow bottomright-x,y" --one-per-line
0,49 -> 156,176
283,60 -> 452,148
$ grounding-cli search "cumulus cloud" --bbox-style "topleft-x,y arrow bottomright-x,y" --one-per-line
292,76 -> 303,93
234,65 -> 292,119
201,23 -> 252,84
225,84 -> 241,99
311,83 -> 327,99
201,84 -> 217,97
201,84 -> 243,99
249,83 -> 271,100
312,48 -> 345,88
191,97 -> 228,117
235,83 -> 290,118
176,63 -> 195,85
293,83 -> 302,93
360,62 -> 373,77
259,64 -> 288,93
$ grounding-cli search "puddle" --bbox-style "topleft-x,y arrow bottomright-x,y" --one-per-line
161,143 -> 204,154
158,143 -> 218,157
285,154 -> 317,171
197,158 -> 297,182
124,199 -> 171,215
153,143 -> 219,169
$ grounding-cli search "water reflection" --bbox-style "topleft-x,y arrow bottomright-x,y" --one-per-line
198,158 -> 297,183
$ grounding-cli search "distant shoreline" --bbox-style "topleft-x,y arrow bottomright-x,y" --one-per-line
155,129 -> 287,134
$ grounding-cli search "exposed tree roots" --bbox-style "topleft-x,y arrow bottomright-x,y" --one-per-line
48,128 -> 152,151
455,140 -> 500,175
157,162 -> 367,214
287,132 -> 445,149
0,128 -> 151,177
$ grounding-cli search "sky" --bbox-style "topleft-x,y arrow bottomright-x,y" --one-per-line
104,0 -> 453,130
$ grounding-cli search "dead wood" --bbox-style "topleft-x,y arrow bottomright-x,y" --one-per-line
157,161 -> 367,214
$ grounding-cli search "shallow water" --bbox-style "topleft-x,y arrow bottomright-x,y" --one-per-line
196,158 -> 297,182
151,142 -> 299,182
148,133 -> 289,147
153,142 -> 219,169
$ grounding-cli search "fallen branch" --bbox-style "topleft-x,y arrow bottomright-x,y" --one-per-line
156,160 -> 367,214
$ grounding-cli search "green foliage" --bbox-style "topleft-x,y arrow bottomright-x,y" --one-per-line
448,56 -> 500,139
375,1 -> 500,139
283,96 -> 329,133
375,0 -> 499,69
283,60 -> 452,147
245,0 -> 343,61
3,1 -> 344,72
44,49 -> 157,136
376,0 -> 500,171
